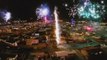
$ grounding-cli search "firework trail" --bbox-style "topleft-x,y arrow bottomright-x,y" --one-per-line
54,7 -> 60,45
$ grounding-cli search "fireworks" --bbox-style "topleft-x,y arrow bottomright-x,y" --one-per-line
68,5 -> 78,18
4,12 -> 11,22
0,10 -> 11,22
71,18 -> 75,26
77,0 -> 106,21
62,0 -> 78,18
66,0 -> 106,21
54,7 -> 61,45
36,4 -> 50,20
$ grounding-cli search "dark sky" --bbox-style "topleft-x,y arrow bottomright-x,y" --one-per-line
0,0 -> 63,20
0,0 -> 107,21
0,0 -> 46,19
0,0 -> 78,20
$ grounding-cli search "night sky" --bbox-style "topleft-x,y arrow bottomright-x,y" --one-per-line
0,0 -> 62,20
0,0 -> 107,21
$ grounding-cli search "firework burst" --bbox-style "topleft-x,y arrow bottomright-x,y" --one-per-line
36,4 -> 50,20
0,10 -> 11,22
77,0 -> 106,21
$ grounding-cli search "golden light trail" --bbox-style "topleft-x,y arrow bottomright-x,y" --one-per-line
54,7 -> 60,45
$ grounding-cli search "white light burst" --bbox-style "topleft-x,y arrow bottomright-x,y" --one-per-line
0,10 -> 11,22
4,12 -> 11,22
36,4 -> 50,20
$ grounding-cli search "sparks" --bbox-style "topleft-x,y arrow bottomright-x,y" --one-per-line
77,0 -> 106,21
